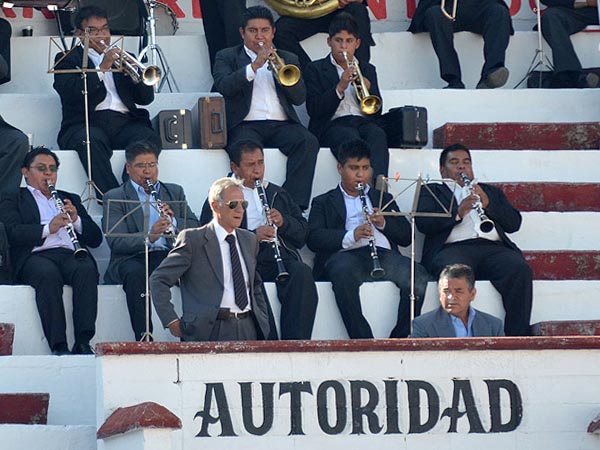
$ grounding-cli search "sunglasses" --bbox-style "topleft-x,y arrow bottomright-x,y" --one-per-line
225,200 -> 248,210
31,164 -> 58,173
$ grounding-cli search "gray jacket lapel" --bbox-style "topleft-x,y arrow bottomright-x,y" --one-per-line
204,222 -> 224,287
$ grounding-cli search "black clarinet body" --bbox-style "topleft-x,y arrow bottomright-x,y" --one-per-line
356,183 -> 385,279
145,178 -> 177,247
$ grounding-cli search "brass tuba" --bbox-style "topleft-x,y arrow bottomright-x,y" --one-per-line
265,0 -> 340,19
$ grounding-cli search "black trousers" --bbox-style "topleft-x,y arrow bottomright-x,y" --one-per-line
274,3 -> 374,69
227,120 -> 319,210
59,110 -> 161,198
324,246 -> 430,339
0,18 -> 11,84
199,0 -> 245,69
422,0 -> 511,84
18,248 -> 98,350
541,6 -> 599,79
321,115 -> 389,178
258,256 -> 318,340
429,239 -> 533,336
0,120 -> 29,198
117,250 -> 169,341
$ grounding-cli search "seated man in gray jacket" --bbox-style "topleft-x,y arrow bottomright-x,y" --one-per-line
410,264 -> 504,338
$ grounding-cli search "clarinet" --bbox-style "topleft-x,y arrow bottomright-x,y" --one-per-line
459,172 -> 495,233
46,180 -> 88,260
356,183 -> 385,279
255,179 -> 290,283
145,178 -> 177,247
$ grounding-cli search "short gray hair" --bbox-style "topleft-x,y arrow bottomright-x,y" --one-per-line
208,177 -> 243,206
439,264 -> 475,291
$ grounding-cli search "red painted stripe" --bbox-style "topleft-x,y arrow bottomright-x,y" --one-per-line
0,323 -> 15,356
0,394 -> 49,425
524,251 -> 600,280
491,183 -> 600,212
433,122 -> 600,149
531,320 -> 600,336
97,402 -> 181,439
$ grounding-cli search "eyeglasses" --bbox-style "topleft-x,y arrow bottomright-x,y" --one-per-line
85,25 -> 110,36
132,162 -> 158,170
31,164 -> 58,173
225,200 -> 248,210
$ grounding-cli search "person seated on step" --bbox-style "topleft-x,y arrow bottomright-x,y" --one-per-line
212,5 -> 319,211
0,115 -> 29,200
415,143 -> 532,336
540,0 -> 599,88
53,5 -> 161,199
272,0 -> 374,70
305,12 -> 388,182
0,17 -> 12,85
307,139 -> 431,339
102,141 -> 199,342
410,264 -> 505,338
0,147 -> 103,355
408,0 -> 513,89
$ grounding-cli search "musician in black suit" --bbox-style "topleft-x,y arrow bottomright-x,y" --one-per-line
200,140 -> 318,340
0,17 -> 11,85
305,12 -> 387,179
415,143 -> 532,336
408,0 -> 513,89
273,0 -> 374,69
541,0 -> 599,88
308,139 -> 430,339
0,147 -> 102,355
199,0 -> 245,68
212,5 -> 319,211
103,141 -> 199,341
53,6 -> 161,197
0,115 -> 29,199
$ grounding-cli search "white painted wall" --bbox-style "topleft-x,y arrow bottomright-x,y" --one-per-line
0,425 -> 96,450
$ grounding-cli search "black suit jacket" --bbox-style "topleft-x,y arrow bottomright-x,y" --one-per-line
53,46 -> 155,144
307,186 -> 411,280
415,182 -> 522,270
0,188 -> 103,277
212,45 -> 306,129
305,55 -> 383,139
200,180 -> 308,263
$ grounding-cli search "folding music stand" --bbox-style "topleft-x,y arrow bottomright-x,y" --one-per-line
104,197 -> 189,342
375,174 -> 457,330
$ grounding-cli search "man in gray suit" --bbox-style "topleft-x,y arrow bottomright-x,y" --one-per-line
410,264 -> 504,338
150,177 -> 270,341
103,141 -> 199,341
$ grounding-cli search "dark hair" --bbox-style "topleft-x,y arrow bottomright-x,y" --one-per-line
328,12 -> 360,38
73,6 -> 108,31
336,139 -> 371,166
125,141 -> 159,163
22,146 -> 60,169
439,143 -> 471,167
229,139 -> 264,166
439,264 -> 475,291
241,5 -> 274,28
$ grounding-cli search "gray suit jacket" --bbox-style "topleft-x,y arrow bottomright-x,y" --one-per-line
149,222 -> 271,341
410,306 -> 504,338
102,181 -> 199,284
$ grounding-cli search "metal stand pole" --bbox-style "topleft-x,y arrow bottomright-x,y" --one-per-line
80,71 -> 103,204
140,235 -> 153,342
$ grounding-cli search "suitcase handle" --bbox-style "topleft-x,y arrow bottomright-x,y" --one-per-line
165,116 -> 179,143
210,111 -> 224,133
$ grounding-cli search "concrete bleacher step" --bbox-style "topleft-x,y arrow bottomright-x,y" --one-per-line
433,122 -> 600,149
531,320 -> 600,336
0,394 -> 49,424
525,251 -> 600,280
0,424 -> 96,450
494,182 -> 600,211
0,323 -> 15,356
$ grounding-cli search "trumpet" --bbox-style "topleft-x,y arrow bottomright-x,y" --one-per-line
98,40 -> 161,86
342,51 -> 382,115
459,172 -> 495,233
356,183 -> 385,279
258,42 -> 301,87
46,180 -> 88,260
145,178 -> 176,247
440,0 -> 458,21
255,179 -> 290,283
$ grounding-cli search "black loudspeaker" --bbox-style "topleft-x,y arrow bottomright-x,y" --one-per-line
77,0 -> 147,36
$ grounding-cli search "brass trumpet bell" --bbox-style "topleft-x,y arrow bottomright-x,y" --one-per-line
276,63 -> 301,87
361,95 -> 382,115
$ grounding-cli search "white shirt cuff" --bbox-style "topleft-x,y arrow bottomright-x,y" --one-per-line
341,230 -> 356,249
73,216 -> 83,234
246,64 -> 256,81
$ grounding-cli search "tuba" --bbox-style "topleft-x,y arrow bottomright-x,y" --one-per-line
264,0 -> 340,19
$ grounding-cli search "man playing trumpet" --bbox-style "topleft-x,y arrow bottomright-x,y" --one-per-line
212,5 -> 319,211
53,5 -> 161,198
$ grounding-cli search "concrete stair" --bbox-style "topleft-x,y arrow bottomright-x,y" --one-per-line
531,320 -> 600,336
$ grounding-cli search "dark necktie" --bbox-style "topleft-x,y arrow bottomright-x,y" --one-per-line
225,234 -> 249,310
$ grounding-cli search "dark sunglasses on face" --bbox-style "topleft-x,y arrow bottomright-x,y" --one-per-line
225,200 -> 248,210
32,164 -> 58,173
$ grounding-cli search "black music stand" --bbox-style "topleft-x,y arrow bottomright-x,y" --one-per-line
104,197 -> 189,342
376,174 -> 456,331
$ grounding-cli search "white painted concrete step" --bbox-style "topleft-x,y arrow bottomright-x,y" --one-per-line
0,424 -> 96,450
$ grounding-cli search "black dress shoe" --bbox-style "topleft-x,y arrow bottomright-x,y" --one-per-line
444,80 -> 465,89
52,343 -> 71,356
476,67 -> 509,89
71,342 -> 95,355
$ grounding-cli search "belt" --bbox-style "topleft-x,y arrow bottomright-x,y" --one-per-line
216,308 -> 251,320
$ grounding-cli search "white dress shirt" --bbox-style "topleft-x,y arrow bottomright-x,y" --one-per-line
87,48 -> 129,113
